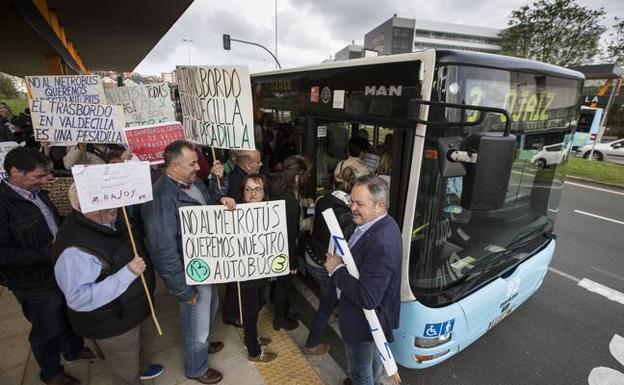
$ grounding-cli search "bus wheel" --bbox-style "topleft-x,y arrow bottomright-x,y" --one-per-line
536,159 -> 547,169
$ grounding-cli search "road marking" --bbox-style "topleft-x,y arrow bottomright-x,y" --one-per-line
574,210 -> 624,226
565,181 -> 624,196
578,278 -> 624,306
588,335 -> 624,385
548,267 -> 580,282
549,268 -> 624,306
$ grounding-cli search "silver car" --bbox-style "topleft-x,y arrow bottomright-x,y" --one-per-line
576,138 -> 624,164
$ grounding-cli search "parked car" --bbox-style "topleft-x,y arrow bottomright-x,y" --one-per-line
531,143 -> 567,169
575,138 -> 624,165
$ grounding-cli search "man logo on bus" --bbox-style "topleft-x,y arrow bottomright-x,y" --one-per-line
364,85 -> 403,97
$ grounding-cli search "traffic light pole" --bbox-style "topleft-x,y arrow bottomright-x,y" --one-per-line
222,34 -> 281,69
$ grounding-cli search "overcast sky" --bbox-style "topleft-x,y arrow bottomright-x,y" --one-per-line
134,0 -> 624,76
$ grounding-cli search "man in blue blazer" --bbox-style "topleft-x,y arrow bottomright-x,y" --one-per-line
325,175 -> 403,385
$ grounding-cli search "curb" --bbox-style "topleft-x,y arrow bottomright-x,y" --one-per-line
565,176 -> 624,192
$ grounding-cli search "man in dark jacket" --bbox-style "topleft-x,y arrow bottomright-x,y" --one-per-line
325,175 -> 402,385
0,147 -> 94,385
142,140 -> 235,385
53,185 -> 162,385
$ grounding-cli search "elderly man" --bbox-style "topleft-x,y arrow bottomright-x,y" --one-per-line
222,149 -> 262,327
142,140 -> 235,385
53,185 -> 162,385
324,175 -> 402,385
0,147 -> 94,385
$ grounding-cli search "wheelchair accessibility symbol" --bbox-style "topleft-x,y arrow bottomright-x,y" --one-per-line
423,319 -> 455,337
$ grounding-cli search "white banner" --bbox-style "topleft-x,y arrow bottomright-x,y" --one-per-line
176,65 -> 255,150
30,99 -> 125,144
71,162 -> 153,213
181,201 -> 289,285
104,83 -> 176,127
0,141 -> 20,180
25,75 -> 105,104
322,208 -> 400,379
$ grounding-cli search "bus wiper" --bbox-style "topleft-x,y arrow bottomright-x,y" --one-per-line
510,223 -> 551,248
452,252 -> 517,301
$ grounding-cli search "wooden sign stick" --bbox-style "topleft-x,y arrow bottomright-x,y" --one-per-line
121,207 -> 163,336
210,147 -> 222,190
237,282 -> 244,326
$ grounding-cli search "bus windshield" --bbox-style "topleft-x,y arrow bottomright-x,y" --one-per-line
409,65 -> 582,307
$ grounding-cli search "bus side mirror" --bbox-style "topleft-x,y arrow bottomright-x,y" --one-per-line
461,133 -> 516,210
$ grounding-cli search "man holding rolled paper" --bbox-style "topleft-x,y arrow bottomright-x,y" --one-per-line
142,140 -> 235,385
324,175 -> 402,385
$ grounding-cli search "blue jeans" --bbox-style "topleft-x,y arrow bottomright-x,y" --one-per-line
344,340 -> 383,385
179,284 -> 219,378
12,287 -> 84,381
305,263 -> 337,348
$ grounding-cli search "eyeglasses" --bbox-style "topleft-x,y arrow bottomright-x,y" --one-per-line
244,187 -> 264,194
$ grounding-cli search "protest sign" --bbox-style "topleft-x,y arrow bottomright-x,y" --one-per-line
30,99 -> 125,144
124,122 -> 185,164
0,141 -> 20,180
104,83 -> 176,127
71,162 -> 152,213
180,201 -> 289,285
25,75 -> 105,104
176,65 -> 255,150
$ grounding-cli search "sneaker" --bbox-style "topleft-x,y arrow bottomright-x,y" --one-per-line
272,317 -> 299,331
140,364 -> 164,380
303,343 -> 330,355
248,348 -> 277,363
64,347 -> 96,363
259,337 -> 272,347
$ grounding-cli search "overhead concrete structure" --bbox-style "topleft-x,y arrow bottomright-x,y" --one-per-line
1,0 -> 193,76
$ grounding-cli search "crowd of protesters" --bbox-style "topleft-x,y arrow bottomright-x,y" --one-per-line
0,110 -> 402,385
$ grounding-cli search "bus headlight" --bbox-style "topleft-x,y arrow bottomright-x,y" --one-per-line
414,332 -> 452,348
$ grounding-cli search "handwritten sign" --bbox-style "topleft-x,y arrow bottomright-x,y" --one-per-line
25,75 -> 105,104
0,141 -> 20,180
30,99 -> 125,144
181,201 -> 289,285
176,65 -> 255,150
124,122 -> 185,164
71,162 -> 152,213
104,83 -> 176,127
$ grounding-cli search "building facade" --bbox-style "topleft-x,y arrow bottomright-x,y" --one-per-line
363,15 -> 502,56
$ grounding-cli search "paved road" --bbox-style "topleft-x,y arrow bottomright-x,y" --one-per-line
294,180 -> 624,385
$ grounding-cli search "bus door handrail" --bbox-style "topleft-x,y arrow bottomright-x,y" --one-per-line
410,99 -> 512,136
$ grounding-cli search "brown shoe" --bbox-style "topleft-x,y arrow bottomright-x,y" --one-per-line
258,336 -> 272,346
187,368 -> 223,384
208,341 -> 224,354
64,347 -> 96,363
248,350 -> 277,363
303,343 -> 330,355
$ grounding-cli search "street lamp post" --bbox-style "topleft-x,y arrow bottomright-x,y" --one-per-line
182,38 -> 193,65
222,34 -> 281,69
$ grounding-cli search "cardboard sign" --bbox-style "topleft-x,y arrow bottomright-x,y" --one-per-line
124,122 -> 185,164
0,141 -> 20,180
176,65 -> 255,150
181,201 -> 289,285
30,99 -> 125,144
71,162 -> 152,213
25,75 -> 105,104
104,83 -> 176,127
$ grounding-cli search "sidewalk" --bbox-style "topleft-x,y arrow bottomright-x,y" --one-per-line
0,278 -> 344,385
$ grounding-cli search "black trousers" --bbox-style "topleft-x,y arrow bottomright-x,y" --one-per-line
240,284 -> 264,357
12,286 -> 84,381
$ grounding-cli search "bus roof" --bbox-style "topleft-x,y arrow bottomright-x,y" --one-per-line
252,49 -> 585,81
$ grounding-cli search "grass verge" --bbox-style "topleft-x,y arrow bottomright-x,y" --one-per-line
565,157 -> 624,188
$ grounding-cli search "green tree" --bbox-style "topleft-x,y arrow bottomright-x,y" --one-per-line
0,72 -> 18,99
500,0 -> 606,66
605,17 -> 624,64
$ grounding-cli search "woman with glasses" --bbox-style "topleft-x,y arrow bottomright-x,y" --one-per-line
239,174 -> 277,363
